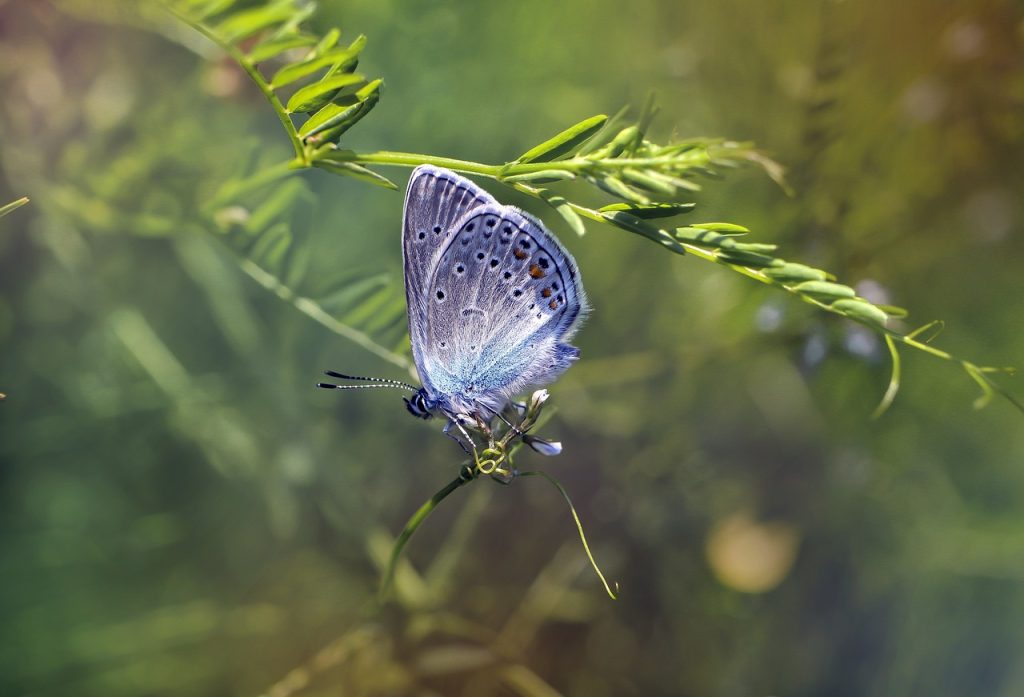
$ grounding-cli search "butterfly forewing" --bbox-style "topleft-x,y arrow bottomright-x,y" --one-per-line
403,166 -> 496,387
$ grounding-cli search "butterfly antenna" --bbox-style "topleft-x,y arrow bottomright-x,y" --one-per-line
322,370 -> 418,391
317,382 -> 417,391
494,409 -> 524,437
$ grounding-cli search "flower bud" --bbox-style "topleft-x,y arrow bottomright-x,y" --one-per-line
523,434 -> 562,457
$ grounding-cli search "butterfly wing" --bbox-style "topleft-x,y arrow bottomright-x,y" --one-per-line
403,166 -> 497,390
422,204 -> 588,417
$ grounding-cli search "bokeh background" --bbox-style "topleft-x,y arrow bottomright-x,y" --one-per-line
2,1 -> 1024,695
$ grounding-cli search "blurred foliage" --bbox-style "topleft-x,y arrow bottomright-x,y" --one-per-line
2,1 -> 1024,696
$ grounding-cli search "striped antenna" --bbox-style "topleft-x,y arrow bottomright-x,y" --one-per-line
318,370 -> 418,392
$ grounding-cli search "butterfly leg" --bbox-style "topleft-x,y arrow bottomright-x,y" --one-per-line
442,419 -> 472,456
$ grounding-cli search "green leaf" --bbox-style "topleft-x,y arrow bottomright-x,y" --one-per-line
247,34 -> 316,63
270,46 -> 358,88
286,73 -> 365,113
598,202 -> 696,219
793,280 -> 857,300
594,176 -> 650,204
537,189 -> 585,236
193,0 -> 238,22
299,79 -> 381,142
501,170 -> 576,184
213,2 -> 294,43
576,104 -> 629,156
621,168 -> 676,196
690,222 -> 750,234
831,298 -> 889,327
0,197 -> 29,219
313,160 -> 397,189
716,249 -> 781,268
762,262 -> 827,282
517,114 -> 608,163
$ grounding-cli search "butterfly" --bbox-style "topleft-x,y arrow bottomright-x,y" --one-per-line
320,165 -> 588,444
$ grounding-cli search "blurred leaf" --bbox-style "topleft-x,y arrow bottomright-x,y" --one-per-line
0,196 -> 29,219
286,73 -> 366,113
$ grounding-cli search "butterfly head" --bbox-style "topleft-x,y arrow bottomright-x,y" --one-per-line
404,388 -> 435,419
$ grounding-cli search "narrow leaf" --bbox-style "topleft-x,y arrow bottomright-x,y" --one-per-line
501,170 -> 576,184
621,168 -> 676,196
286,73 -> 365,113
717,249 -> 781,268
598,202 -> 696,219
793,280 -> 857,300
214,3 -> 293,43
690,222 -> 750,234
270,47 -> 357,88
247,34 -> 317,63
763,262 -> 828,283
871,334 -> 901,419
831,298 -> 889,327
537,189 -> 585,236
313,161 -> 397,189
577,105 -> 630,156
594,176 -> 650,204
517,114 -> 608,163
300,79 -> 382,143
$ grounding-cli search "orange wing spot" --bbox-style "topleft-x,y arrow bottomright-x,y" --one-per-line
513,247 -> 528,260
529,264 -> 546,278
541,287 -> 552,298
549,299 -> 559,310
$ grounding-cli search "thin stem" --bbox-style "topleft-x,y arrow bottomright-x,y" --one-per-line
160,2 -> 306,162
379,468 -> 475,599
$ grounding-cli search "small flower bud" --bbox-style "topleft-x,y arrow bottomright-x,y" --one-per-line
524,434 -> 562,456
529,389 -> 550,413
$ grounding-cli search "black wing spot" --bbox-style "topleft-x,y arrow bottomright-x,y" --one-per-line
529,303 -> 535,309
557,294 -> 564,302
503,271 -> 512,279
538,257 -> 550,269
440,341 -> 446,347
467,223 -> 475,231
486,218 -> 496,227
503,225 -> 513,234
476,251 -> 485,260
552,282 -> 560,290
519,239 -> 531,249
513,289 -> 523,297
455,264 -> 465,274
418,231 -> 426,240
536,312 -> 542,319
436,290 -> 445,300
490,258 -> 499,268
433,225 -> 442,234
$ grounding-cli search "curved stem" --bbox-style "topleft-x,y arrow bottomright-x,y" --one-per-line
379,469 -> 475,599
160,2 -> 306,162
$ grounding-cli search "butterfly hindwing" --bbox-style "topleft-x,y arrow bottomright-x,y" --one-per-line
422,205 -> 588,415
403,166 -> 496,388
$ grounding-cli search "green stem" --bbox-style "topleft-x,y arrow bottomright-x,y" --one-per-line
160,2 -> 306,162
379,468 -> 475,599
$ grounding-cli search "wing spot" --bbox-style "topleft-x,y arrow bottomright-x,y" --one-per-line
538,257 -> 550,269
557,294 -> 564,302
552,282 -> 560,290
476,251 -> 485,260
529,303 -> 535,309
456,264 -> 465,274
436,290 -> 445,301
503,225 -> 513,234
467,223 -> 476,231
433,225 -> 442,234
490,258 -> 499,268
513,248 -> 528,260
549,299 -> 558,309
541,288 -> 552,298
440,341 -> 446,347
513,289 -> 523,297
418,231 -> 426,239
519,239 -> 532,249
536,312 -> 543,319
486,218 -> 496,227
529,264 -> 545,279
503,271 -> 512,280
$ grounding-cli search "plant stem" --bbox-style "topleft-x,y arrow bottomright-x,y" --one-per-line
379,469 -> 475,599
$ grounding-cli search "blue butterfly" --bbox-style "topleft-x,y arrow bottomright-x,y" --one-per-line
320,165 -> 588,442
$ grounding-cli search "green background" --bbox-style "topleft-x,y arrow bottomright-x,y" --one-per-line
2,1 -> 1024,695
